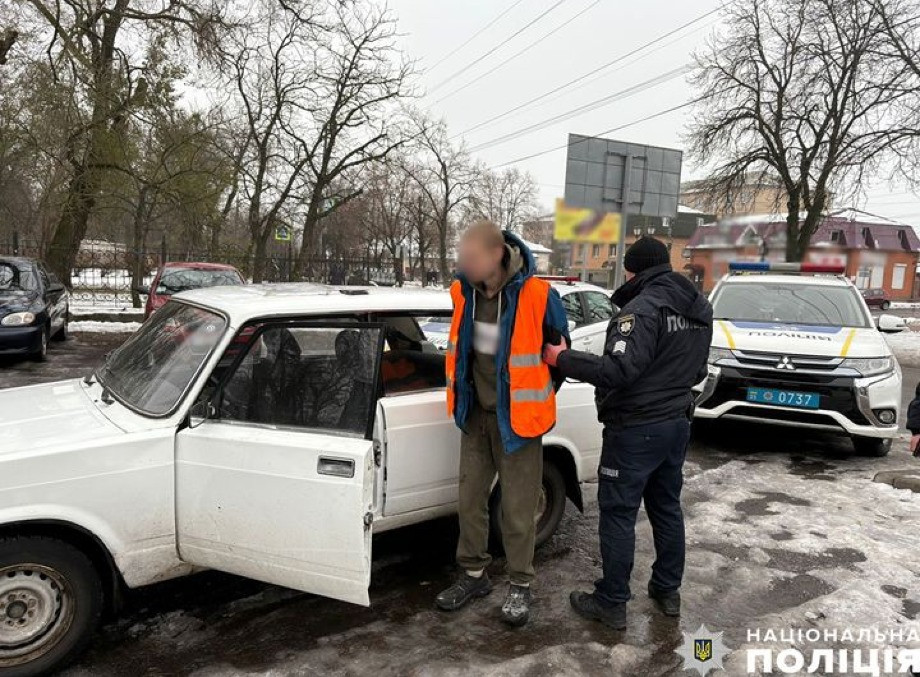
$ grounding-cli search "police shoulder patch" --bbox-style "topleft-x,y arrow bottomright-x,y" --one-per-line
617,314 -> 635,337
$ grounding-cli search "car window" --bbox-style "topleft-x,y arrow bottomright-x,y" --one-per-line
712,283 -> 870,328
0,261 -> 36,291
417,315 -> 452,350
376,315 -> 446,396
218,324 -> 382,437
98,302 -> 227,416
561,292 -> 586,327
156,268 -> 242,294
583,291 -> 614,324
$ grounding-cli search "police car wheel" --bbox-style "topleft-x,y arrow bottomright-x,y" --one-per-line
489,462 -> 567,550
853,437 -> 891,457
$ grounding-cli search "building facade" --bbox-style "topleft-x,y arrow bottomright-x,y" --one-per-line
684,209 -> 920,299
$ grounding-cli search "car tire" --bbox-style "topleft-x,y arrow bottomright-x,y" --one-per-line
489,460 -> 568,551
0,536 -> 103,677
52,309 -> 68,342
31,327 -> 48,362
881,301 -> 891,310
853,436 -> 891,457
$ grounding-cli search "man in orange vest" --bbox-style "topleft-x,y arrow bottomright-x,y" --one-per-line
437,220 -> 570,627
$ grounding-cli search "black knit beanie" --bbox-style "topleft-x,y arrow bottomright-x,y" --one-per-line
624,236 -> 670,274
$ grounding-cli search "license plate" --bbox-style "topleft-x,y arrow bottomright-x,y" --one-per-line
746,387 -> 820,409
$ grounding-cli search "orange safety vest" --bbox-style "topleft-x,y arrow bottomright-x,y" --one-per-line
446,277 -> 556,438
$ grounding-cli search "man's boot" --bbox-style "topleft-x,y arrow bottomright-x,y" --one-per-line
648,582 -> 681,617
569,590 -> 627,630
500,583 -> 532,627
435,571 -> 492,611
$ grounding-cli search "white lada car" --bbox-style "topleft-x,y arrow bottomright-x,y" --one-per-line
695,262 -> 904,457
0,284 -> 602,677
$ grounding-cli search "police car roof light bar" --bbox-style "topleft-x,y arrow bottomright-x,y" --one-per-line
537,275 -> 582,283
728,261 -> 846,274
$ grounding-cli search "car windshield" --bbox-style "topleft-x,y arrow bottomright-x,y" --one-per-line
98,302 -> 227,415
712,282 -> 870,328
156,268 -> 241,294
0,261 -> 36,292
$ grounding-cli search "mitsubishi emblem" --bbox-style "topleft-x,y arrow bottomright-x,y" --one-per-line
776,355 -> 796,370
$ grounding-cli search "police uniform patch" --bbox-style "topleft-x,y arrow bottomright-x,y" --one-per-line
617,314 -> 635,336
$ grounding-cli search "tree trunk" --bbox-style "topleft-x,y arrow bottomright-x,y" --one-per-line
45,168 -> 97,286
438,216 -> 449,285
297,198 -> 322,280
784,190 -> 803,262
129,186 -> 150,308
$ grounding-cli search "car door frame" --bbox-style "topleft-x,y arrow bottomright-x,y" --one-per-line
174,318 -> 387,606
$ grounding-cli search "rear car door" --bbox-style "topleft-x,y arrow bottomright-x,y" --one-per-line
175,321 -> 385,606
561,290 -> 593,352
580,290 -> 615,355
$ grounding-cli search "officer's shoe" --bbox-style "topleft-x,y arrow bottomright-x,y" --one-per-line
500,583 -> 532,627
648,582 -> 681,617
569,590 -> 627,630
435,571 -> 492,611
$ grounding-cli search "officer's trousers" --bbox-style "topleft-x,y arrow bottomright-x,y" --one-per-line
594,416 -> 690,606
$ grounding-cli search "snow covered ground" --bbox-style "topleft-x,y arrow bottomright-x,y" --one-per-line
885,330 -> 920,368
70,320 -> 142,333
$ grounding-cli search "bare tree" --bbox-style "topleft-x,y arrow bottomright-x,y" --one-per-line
293,1 -> 413,278
687,0 -> 920,261
405,114 -> 474,283
362,160 -> 412,284
9,0 -> 226,282
466,165 -> 539,233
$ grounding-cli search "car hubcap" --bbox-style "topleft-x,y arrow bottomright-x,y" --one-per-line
0,565 -> 72,664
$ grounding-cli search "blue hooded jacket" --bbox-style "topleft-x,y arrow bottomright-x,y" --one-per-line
451,231 -> 570,453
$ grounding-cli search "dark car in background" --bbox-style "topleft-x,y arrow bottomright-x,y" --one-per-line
139,262 -> 245,318
0,256 -> 69,361
861,287 -> 891,310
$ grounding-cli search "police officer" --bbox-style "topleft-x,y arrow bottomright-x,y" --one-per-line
542,236 -> 712,629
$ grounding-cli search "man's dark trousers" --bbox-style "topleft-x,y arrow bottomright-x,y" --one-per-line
594,416 -> 691,607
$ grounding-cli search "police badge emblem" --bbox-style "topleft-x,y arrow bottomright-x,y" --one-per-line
694,639 -> 712,662
617,314 -> 635,336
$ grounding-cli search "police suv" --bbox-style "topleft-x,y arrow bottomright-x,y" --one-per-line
695,262 -> 903,456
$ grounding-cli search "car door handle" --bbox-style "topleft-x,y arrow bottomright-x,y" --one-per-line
317,456 -> 355,478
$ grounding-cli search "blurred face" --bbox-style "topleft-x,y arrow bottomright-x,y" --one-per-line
458,235 -> 504,284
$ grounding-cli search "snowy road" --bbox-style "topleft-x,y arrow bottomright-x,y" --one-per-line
1,334 -> 918,676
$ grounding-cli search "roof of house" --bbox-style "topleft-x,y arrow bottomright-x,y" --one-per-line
686,209 -> 920,252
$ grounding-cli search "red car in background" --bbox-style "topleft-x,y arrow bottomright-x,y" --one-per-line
139,262 -> 245,318
860,287 -> 892,310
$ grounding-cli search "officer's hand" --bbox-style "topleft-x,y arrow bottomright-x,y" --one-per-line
542,339 -> 567,367
911,434 -> 920,457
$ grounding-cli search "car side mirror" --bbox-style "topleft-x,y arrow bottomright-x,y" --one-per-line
877,314 -> 906,333
135,284 -> 149,296
567,320 -> 577,333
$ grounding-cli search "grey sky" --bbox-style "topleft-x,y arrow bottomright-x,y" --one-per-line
388,0 -> 920,226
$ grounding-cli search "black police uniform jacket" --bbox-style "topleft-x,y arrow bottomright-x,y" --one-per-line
556,263 -> 713,428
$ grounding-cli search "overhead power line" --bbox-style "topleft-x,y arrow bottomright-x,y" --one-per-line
467,64 -> 693,154
427,0 -> 530,72
427,0 -> 567,94
455,6 -> 725,139
434,0 -> 601,105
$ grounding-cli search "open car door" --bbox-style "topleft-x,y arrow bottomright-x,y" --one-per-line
175,322 -> 384,606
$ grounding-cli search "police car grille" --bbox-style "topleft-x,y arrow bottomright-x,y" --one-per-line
732,351 -> 841,371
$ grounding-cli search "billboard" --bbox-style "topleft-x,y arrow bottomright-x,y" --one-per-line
553,198 -> 621,243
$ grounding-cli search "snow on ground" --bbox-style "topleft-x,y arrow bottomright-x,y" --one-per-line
891,301 -> 920,310
70,320 -> 142,333
885,330 -> 920,367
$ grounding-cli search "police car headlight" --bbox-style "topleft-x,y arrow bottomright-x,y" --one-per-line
708,347 -> 733,365
840,357 -> 894,376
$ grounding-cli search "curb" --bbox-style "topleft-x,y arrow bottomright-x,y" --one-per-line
873,469 -> 920,493
71,311 -> 145,323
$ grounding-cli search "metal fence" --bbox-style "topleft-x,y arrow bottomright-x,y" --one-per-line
1,232 -> 410,307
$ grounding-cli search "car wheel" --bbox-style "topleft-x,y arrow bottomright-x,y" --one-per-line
0,536 -> 103,677
853,436 -> 891,457
489,460 -> 568,550
52,309 -> 68,342
31,328 -> 48,362
881,301 -> 891,310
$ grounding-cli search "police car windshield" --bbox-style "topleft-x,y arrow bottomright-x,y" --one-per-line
712,282 -> 870,328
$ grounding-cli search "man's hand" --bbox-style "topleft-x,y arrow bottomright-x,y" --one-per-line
911,434 -> 920,457
542,339 -> 567,367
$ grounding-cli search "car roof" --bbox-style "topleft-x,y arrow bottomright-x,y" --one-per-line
162,261 -> 241,271
719,273 -> 851,288
0,256 -> 35,268
175,283 -> 453,324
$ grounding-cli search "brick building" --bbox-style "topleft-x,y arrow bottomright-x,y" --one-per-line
684,209 -> 920,299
